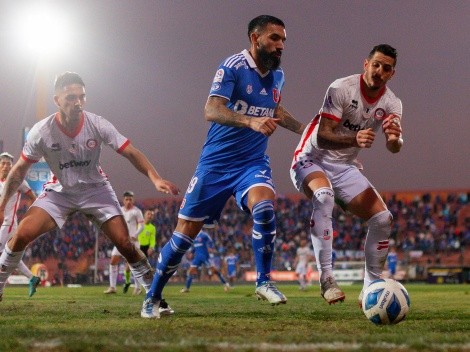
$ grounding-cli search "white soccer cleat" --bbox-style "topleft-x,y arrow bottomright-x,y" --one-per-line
158,299 -> 175,316
255,281 -> 287,305
103,287 -> 117,294
180,287 -> 189,293
141,297 -> 160,319
224,283 -> 231,292
320,276 -> 345,304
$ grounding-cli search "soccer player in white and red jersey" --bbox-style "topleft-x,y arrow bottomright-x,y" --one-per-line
104,190 -> 144,295
293,238 -> 314,291
290,44 -> 403,305
0,72 -> 180,308
0,152 -> 41,297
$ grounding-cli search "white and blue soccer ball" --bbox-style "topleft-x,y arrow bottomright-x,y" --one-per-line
362,278 -> 410,325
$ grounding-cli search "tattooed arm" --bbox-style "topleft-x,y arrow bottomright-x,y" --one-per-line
204,96 -> 280,136
274,104 -> 305,135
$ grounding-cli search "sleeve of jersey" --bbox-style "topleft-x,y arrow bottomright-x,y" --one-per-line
208,64 -> 236,100
319,85 -> 344,123
98,117 -> 129,153
21,125 -> 43,163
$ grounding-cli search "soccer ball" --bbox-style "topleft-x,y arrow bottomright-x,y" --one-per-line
362,278 -> 410,325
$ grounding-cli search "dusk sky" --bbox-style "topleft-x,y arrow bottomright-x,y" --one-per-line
1,0 -> 468,201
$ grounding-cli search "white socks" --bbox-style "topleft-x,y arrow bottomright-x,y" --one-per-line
309,187 -> 335,282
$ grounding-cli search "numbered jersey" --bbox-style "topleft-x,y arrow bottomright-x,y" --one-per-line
22,111 -> 129,193
199,49 -> 285,171
293,74 -> 402,166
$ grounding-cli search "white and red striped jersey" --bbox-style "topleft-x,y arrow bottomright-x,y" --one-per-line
22,111 -> 129,193
293,74 -> 402,167
122,205 -> 144,240
0,179 -> 32,230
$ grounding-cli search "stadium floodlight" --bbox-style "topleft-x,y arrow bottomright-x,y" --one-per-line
11,1 -> 70,60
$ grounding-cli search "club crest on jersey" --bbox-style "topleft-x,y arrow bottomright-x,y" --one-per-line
272,89 -> 280,103
246,85 -> 253,94
86,139 -> 98,149
374,108 -> 386,121
213,69 -> 224,83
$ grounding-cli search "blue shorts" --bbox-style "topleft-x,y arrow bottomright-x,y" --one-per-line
179,164 -> 275,226
191,254 -> 211,268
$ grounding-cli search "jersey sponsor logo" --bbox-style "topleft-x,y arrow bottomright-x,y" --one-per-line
213,69 -> 224,83
233,100 -> 275,117
374,108 -> 386,120
343,119 -> 366,132
272,88 -> 280,103
211,82 -> 221,91
59,159 -> 91,170
350,100 -> 358,109
86,139 -> 98,149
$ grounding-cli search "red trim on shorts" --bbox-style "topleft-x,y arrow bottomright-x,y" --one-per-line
292,114 -> 320,164
117,140 -> 131,154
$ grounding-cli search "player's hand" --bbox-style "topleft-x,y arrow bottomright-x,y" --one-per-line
355,128 -> 375,148
382,114 -> 402,141
154,179 -> 180,195
249,117 -> 281,136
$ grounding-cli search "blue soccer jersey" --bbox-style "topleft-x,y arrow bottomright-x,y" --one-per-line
192,231 -> 214,262
198,49 -> 285,171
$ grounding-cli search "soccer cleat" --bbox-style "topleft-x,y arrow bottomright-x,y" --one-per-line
141,297 -> 160,319
180,287 -> 189,293
28,276 -> 41,297
224,282 -> 231,292
133,287 -> 142,295
255,281 -> 287,306
123,283 -> 131,294
158,299 -> 175,316
103,287 -> 117,294
320,276 -> 345,304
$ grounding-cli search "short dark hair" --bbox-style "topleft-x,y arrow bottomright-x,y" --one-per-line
54,72 -> 85,91
248,15 -> 285,38
369,44 -> 398,66
123,191 -> 134,197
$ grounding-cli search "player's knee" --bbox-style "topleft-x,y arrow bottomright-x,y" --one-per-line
252,200 -> 276,234
312,187 -> 334,215
368,210 -> 393,230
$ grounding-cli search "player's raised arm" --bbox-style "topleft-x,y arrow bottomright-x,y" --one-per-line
0,158 -> 32,224
120,143 -> 180,196
205,96 -> 280,137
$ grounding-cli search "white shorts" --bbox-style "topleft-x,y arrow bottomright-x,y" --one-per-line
32,181 -> 123,229
295,263 -> 308,276
290,158 -> 373,205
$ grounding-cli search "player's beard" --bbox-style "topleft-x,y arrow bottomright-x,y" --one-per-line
257,45 -> 281,71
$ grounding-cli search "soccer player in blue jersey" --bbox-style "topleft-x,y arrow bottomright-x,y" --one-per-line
224,247 -> 240,288
180,230 -> 230,293
142,15 -> 304,318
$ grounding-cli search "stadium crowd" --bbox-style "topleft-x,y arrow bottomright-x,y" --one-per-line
17,191 -> 470,283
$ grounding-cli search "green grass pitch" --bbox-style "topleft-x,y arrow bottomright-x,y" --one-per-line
0,283 -> 469,352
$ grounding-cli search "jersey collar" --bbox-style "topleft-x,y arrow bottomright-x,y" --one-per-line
360,74 -> 386,104
242,49 -> 270,78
